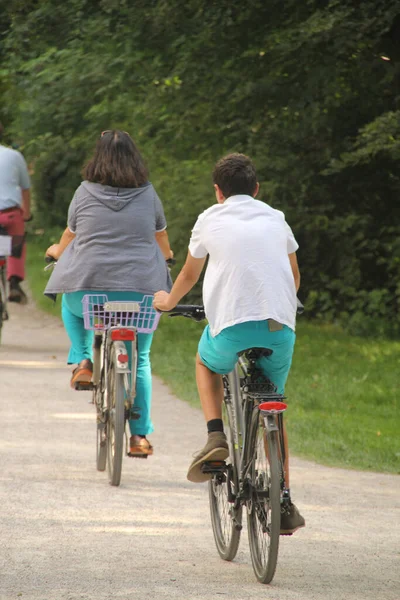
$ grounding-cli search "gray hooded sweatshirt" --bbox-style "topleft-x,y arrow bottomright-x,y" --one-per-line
45,181 -> 172,298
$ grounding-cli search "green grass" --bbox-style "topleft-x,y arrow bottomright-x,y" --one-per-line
26,230 -> 62,318
151,318 -> 400,474
27,237 -> 400,474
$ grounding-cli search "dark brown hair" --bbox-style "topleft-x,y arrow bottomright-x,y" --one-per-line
82,130 -> 149,187
213,153 -> 257,198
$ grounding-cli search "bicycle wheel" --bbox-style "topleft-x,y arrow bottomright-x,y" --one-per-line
208,373 -> 242,561
106,345 -> 125,486
0,299 -> 3,343
0,267 -> 6,343
92,338 -> 107,471
247,410 -> 281,584
95,384 -> 107,472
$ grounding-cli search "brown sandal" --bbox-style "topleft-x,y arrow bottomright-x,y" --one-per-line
128,435 -> 153,458
71,359 -> 93,390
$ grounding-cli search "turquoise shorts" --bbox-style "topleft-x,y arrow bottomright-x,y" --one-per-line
198,320 -> 295,394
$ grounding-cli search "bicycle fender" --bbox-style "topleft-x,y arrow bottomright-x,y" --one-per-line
113,341 -> 131,374
263,414 -> 279,433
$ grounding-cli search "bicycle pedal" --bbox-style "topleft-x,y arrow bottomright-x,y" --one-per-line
127,452 -> 148,459
201,460 -> 226,474
73,382 -> 94,391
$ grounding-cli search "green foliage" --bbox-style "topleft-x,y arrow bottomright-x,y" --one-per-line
2,0 -> 400,333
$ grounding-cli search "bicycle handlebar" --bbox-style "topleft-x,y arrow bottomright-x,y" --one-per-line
167,305 -> 206,322
296,298 -> 304,314
166,299 -> 304,322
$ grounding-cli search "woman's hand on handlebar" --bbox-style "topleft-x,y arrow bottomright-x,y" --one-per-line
45,243 -> 61,261
153,291 -> 175,312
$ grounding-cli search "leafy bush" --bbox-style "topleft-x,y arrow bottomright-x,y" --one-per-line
2,0 -> 399,335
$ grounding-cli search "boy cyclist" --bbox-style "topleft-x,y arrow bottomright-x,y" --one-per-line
154,153 -> 305,534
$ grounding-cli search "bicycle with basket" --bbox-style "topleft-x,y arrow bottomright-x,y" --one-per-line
82,293 -> 161,486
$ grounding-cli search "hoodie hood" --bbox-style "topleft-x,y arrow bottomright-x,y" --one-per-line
81,180 -> 150,211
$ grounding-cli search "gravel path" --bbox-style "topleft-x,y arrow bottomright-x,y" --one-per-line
0,299 -> 399,600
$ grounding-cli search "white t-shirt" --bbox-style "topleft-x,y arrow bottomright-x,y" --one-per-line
188,195 -> 299,337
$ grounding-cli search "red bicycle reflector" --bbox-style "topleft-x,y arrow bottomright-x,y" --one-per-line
259,401 -> 287,414
111,329 -> 135,341
117,354 -> 129,363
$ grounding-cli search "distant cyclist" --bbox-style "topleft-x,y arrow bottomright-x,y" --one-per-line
0,122 -> 31,304
45,129 -> 173,457
154,153 -> 305,535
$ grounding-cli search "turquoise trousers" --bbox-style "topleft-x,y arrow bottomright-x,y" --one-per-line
62,290 -> 154,436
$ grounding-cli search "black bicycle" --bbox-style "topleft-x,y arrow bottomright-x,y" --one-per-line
168,303 -> 303,584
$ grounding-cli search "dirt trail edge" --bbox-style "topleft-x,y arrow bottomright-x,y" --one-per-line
0,299 -> 399,600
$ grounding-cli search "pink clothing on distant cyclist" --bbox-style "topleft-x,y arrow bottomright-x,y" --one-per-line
0,208 -> 25,280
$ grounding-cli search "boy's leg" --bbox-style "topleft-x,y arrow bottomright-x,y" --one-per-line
187,357 -> 229,482
195,353 -> 224,421
187,326 -> 237,483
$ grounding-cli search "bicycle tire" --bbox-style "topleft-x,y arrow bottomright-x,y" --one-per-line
95,385 -> 107,472
106,345 -> 125,486
0,299 -> 3,343
93,342 -> 107,471
247,410 -> 281,584
208,373 -> 242,561
0,267 -> 6,343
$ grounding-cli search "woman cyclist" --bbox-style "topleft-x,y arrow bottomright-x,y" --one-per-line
45,130 -> 173,457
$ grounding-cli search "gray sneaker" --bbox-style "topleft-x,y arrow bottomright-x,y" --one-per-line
187,432 -> 229,483
280,502 -> 305,535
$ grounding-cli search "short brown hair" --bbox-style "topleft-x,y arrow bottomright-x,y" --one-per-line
212,153 -> 257,198
83,130 -> 149,187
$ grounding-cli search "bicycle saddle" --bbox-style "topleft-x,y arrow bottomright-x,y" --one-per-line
239,347 -> 273,360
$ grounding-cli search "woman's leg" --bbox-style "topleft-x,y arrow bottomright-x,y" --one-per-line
129,330 -> 154,436
62,292 -> 94,364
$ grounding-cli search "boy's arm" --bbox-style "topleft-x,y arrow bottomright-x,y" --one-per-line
153,251 -> 207,311
289,252 -> 300,291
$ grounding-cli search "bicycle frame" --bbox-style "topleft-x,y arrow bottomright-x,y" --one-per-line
222,356 -> 289,510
